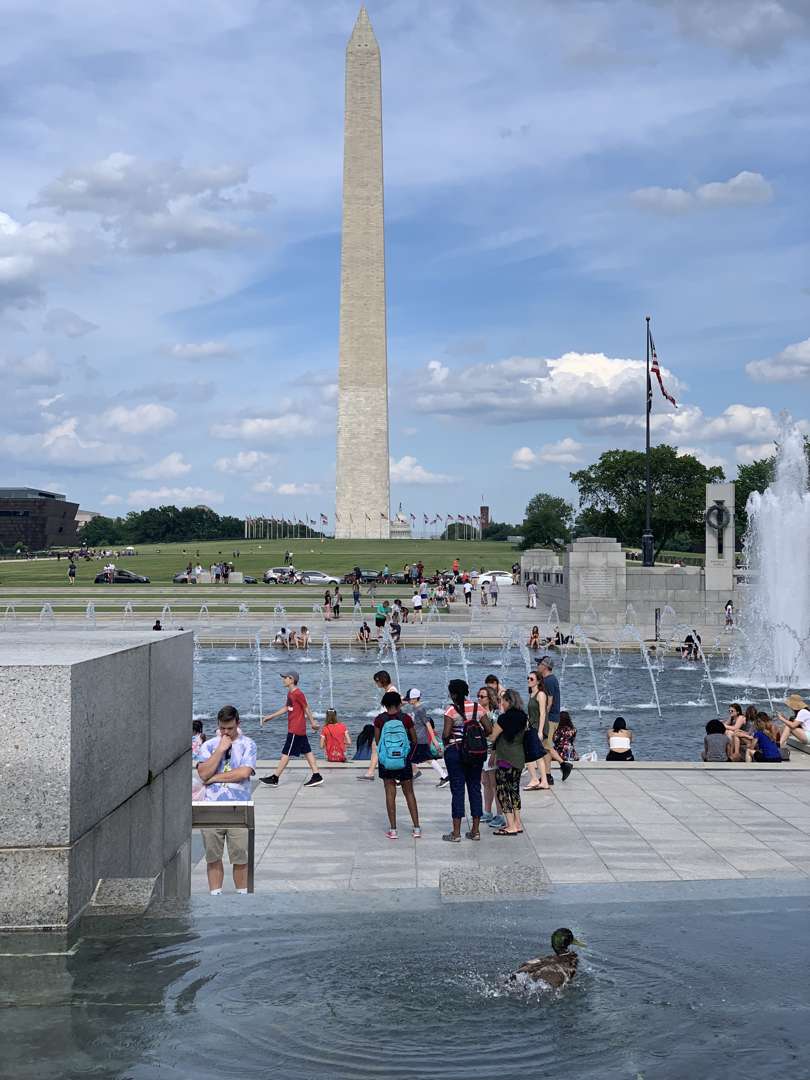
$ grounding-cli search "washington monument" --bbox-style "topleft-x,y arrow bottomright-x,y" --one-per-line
334,6 -> 390,540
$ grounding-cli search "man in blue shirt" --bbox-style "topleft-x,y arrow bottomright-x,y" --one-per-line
537,656 -> 560,746
197,705 -> 256,894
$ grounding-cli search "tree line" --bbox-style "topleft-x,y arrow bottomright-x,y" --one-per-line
80,505 -> 244,547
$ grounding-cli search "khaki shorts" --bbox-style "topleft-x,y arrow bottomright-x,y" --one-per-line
201,827 -> 248,865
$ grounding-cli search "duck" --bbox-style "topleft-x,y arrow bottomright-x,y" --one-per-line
510,928 -> 586,989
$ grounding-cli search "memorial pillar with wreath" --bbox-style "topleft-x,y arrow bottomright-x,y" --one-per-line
704,482 -> 735,594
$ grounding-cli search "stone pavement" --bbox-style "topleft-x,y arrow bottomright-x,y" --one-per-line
191,759 -> 810,894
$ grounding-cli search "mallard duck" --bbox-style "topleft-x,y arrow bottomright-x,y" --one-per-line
510,928 -> 586,989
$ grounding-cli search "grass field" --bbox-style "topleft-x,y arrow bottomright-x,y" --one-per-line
0,538 -> 522,589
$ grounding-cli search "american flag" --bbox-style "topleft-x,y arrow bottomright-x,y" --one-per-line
650,332 -> 677,408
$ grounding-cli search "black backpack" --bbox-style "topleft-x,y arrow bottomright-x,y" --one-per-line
457,702 -> 488,766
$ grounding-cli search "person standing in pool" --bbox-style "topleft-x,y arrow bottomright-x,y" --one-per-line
259,670 -> 323,787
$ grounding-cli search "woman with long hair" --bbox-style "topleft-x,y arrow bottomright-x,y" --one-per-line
552,711 -> 579,761
324,590 -> 332,621
488,688 -> 528,836
524,670 -> 550,790
477,685 -> 505,829
441,678 -> 493,842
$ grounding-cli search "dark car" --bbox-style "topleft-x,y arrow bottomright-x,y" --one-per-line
341,568 -> 381,584
243,575 -> 258,584
173,571 -> 195,584
95,569 -> 150,584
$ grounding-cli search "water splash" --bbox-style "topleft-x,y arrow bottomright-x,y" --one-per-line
235,603 -> 250,647
3,604 -> 16,630
610,625 -> 662,717
197,605 -> 214,649
161,603 -> 175,630
39,603 -> 55,629
83,601 -> 97,630
254,632 -> 263,718
582,603 -> 604,657
121,602 -> 134,629
500,624 -> 533,677
567,625 -> 603,719
377,628 -> 401,690
446,631 -> 470,685
319,628 -> 334,709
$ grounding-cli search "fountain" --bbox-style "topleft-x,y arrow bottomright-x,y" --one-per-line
235,602 -> 250,647
445,631 -> 469,684
468,603 -> 484,652
83,601 -> 97,630
582,603 -> 604,656
609,624 -> 662,717
740,410 -> 810,685
197,605 -> 214,648
121,601 -> 134,629
377,628 -> 401,690
565,625 -> 603,719
3,604 -> 16,630
319,628 -> 334,709
345,602 -> 363,660
39,603 -> 55,629
254,632 -> 264,718
499,624 -> 533,677
161,603 -> 175,630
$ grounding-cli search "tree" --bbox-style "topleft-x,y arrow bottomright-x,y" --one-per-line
482,521 -> 519,542
570,445 -> 724,557
520,493 -> 574,550
734,456 -> 774,538
79,515 -> 127,547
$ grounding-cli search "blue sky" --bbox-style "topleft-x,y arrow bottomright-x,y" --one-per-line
1,0 -> 808,525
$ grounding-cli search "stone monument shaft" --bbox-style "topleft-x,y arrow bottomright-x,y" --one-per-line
334,6 -> 390,540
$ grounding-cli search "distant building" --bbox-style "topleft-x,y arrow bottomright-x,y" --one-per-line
389,503 -> 412,539
75,509 -> 100,530
480,505 -> 490,530
194,505 -> 214,513
0,487 -> 80,550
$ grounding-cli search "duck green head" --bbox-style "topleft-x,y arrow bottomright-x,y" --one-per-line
551,928 -> 586,954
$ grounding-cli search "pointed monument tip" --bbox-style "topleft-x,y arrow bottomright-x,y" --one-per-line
349,4 -> 378,46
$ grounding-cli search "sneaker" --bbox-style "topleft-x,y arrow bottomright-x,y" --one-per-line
387,829 -> 398,840
437,776 -> 450,789
412,826 -> 422,838
560,761 -> 574,782
412,769 -> 422,780
259,774 -> 279,786
356,774 -> 375,781
303,773 -> 324,787
480,811 -> 494,823
487,814 -> 507,829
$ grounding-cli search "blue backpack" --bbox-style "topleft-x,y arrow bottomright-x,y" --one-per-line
377,716 -> 411,771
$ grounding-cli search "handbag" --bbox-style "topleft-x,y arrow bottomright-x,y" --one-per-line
428,725 -> 444,759
523,724 -> 545,762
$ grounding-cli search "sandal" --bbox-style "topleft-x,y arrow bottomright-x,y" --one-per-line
524,782 -> 541,791
465,830 -> 480,841
493,828 -> 518,836
442,833 -> 461,843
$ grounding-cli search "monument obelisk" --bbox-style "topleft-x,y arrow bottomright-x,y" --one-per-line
334,6 -> 390,540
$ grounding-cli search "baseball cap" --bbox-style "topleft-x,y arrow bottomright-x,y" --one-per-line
538,656 -> 554,669
404,688 -> 421,701
279,669 -> 299,683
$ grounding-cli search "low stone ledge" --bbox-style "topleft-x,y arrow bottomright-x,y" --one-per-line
87,877 -> 158,915
440,864 -> 549,900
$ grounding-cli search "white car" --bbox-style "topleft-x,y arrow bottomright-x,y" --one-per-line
299,571 -> 341,585
479,570 -> 514,586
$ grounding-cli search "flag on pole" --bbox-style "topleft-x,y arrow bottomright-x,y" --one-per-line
649,333 -> 677,408
436,514 -> 443,522
423,514 -> 429,524
335,513 -> 340,523
381,512 -> 388,520
365,513 -> 371,521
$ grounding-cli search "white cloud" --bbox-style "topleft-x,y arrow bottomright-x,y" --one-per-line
413,352 -> 683,425
0,211 -> 94,310
101,494 -> 123,506
0,347 -> 61,385
630,172 -> 773,216
593,403 -> 788,454
251,479 -> 275,494
101,403 -> 178,435
214,450 -> 275,474
131,452 -> 192,479
2,416 -> 138,466
43,308 -> 98,338
155,341 -> 239,360
676,446 -> 729,469
211,413 -> 318,442
276,482 -> 320,495
746,337 -> 810,383
127,485 -> 225,507
33,152 -> 274,255
640,0 -> 810,60
389,455 -> 462,484
511,438 -> 584,469
427,360 -> 449,385
736,442 -> 779,462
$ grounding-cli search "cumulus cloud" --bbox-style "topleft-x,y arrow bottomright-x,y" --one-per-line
211,411 -> 319,442
43,308 -> 98,338
0,347 -> 61,385
639,0 -> 810,61
630,172 -> 773,216
33,152 -> 274,255
100,494 -> 123,506
412,352 -> 683,425
389,455 -> 462,484
276,482 -> 320,496
131,452 -> 192,479
0,211 -> 94,310
154,341 -> 239,360
2,416 -> 138,466
127,485 -> 225,506
101,402 -> 178,435
746,338 -> 810,383
676,446 -> 729,469
511,438 -> 584,469
213,450 -> 275,474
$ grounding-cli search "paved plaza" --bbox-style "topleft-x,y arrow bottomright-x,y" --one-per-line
192,758 -> 810,895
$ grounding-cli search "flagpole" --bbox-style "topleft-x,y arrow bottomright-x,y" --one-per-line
642,315 -> 654,567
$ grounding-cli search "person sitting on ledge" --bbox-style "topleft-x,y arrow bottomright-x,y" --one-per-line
702,719 -> 732,762
528,626 -> 541,650
294,626 -> 310,650
273,626 -> 290,649
777,695 -> 810,748
355,621 -> 371,643
153,620 -> 162,631
606,718 -> 634,761
739,716 -> 783,763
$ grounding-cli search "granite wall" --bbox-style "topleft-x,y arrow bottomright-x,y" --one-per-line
0,631 -> 193,929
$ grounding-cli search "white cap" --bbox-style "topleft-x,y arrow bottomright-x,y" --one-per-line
404,688 -> 421,701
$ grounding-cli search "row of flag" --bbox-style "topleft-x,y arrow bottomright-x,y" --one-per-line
245,513 -> 485,527
333,513 -> 484,525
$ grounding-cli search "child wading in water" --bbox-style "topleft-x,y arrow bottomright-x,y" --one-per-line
320,709 -> 351,762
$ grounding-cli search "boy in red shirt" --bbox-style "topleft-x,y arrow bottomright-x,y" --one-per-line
259,670 -> 323,787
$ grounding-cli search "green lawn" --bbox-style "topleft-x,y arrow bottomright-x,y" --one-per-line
0,538 -> 519,588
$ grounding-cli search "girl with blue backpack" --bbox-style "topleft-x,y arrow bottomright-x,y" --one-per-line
374,691 -> 421,840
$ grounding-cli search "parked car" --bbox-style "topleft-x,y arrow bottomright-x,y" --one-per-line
173,571 -> 195,584
479,570 -> 514,586
94,569 -> 151,584
263,567 -> 290,583
298,570 -> 340,585
243,575 -> 258,584
341,569 -> 381,584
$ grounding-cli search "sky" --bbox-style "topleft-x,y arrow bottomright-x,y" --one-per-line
1,0 -> 808,527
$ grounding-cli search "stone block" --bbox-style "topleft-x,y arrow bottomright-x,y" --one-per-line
149,633 -> 193,776
0,847 -> 69,929
162,751 -> 192,866
129,770 -> 165,880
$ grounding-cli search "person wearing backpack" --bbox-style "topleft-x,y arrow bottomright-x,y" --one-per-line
374,691 -> 421,840
441,679 -> 493,843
